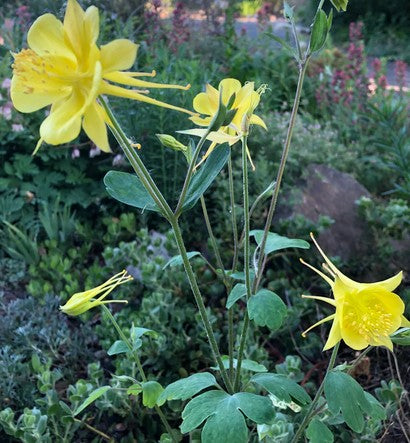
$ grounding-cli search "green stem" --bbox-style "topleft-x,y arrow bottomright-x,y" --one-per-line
227,155 -> 238,383
74,418 -> 113,442
200,196 -> 227,283
291,342 -> 340,443
234,136 -> 252,391
101,305 -> 177,442
169,217 -> 234,394
175,128 -> 212,216
254,60 -> 309,291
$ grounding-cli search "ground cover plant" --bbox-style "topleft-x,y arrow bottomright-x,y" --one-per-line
0,0 -> 409,442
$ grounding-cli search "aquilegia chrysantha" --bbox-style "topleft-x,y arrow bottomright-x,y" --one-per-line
11,0 -> 193,153
301,233 -> 409,351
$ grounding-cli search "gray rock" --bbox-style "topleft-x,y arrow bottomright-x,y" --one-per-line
276,163 -> 371,260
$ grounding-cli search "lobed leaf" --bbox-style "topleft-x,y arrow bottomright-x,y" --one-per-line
247,289 -> 287,331
250,230 -> 310,254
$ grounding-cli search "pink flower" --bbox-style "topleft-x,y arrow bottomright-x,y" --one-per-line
4,19 -> 14,31
378,75 -> 388,89
1,78 -> 11,90
89,146 -> 101,158
71,148 -> 80,159
112,154 -> 125,166
12,123 -> 24,132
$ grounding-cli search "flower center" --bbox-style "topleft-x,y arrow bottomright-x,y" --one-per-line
12,49 -> 88,94
343,297 -> 394,342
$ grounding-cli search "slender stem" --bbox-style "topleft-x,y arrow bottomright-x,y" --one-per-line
169,217 -> 234,394
291,342 -> 340,443
175,128 -> 212,216
101,305 -> 177,442
227,155 -> 238,382
234,136 -> 252,391
254,60 -> 309,291
101,99 -> 174,220
347,346 -> 372,376
74,418 -> 113,442
200,196 -> 227,282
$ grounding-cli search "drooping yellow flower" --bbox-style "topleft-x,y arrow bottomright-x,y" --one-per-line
180,78 -> 267,166
60,270 -> 132,316
301,233 -> 409,351
11,0 -> 194,153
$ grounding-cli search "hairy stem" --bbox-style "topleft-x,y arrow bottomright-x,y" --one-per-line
291,342 -> 340,443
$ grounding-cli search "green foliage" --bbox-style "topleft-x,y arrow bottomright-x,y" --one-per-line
250,230 -> 310,254
180,391 -> 275,442
248,289 -> 287,331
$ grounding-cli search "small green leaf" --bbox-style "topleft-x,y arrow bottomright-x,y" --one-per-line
59,401 -> 72,416
107,340 -> 129,356
73,386 -> 110,416
250,230 -> 310,255
127,384 -> 143,396
364,392 -> 386,420
391,328 -> 410,346
130,326 -> 159,350
248,289 -> 287,331
310,10 -> 328,53
330,0 -> 348,12
327,8 -> 333,31
158,372 -> 217,406
182,144 -> 230,211
104,171 -> 160,212
180,391 -> 275,442
251,373 -> 311,405
211,356 -> 268,373
324,370 -> 372,432
306,418 -> 334,443
163,251 -> 202,269
142,381 -> 164,408
228,270 -> 255,282
226,284 -> 247,309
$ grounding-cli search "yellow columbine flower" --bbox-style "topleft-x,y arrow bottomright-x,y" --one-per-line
301,233 -> 410,351
60,270 -> 132,316
11,0 -> 193,153
181,78 -> 267,167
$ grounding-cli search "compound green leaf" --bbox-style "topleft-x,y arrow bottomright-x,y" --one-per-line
306,418 -> 334,443
391,328 -> 410,346
248,289 -> 287,331
250,230 -> 309,255
226,283 -> 247,309
157,372 -> 217,406
182,144 -> 230,211
181,390 -> 275,443
324,370 -> 372,432
251,373 -> 311,405
73,386 -> 110,416
104,171 -> 160,212
142,381 -> 164,408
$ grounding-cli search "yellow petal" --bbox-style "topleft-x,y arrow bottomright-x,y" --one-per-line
177,128 -> 239,145
367,271 -> 403,292
11,74 -> 71,112
104,71 -> 189,90
249,114 -> 267,130
27,13 -> 77,64
82,102 -> 110,152
219,78 -> 242,104
370,335 -> 393,350
100,39 -> 138,72
40,90 -> 85,145
323,316 -> 342,351
401,315 -> 410,327
100,82 -> 195,115
302,314 -> 335,337
64,0 -> 99,59
341,327 -> 369,350
299,258 -> 334,287
193,91 -> 216,115
189,114 -> 212,127
302,295 -> 337,307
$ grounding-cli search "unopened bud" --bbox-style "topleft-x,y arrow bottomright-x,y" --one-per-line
156,134 -> 187,152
